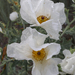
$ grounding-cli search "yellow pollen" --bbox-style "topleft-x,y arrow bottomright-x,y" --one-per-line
32,48 -> 46,61
37,15 -> 49,24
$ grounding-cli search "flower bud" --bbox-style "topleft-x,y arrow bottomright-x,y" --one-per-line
9,11 -> 18,21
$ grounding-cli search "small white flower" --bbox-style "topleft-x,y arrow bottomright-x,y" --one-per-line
20,0 -> 66,40
60,49 -> 75,75
9,11 -> 18,21
0,27 -> 2,32
7,27 -> 61,75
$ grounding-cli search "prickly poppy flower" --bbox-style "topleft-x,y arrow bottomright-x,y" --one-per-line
7,27 -> 61,75
20,0 -> 66,40
60,49 -> 75,75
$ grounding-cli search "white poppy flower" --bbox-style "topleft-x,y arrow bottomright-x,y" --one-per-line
9,11 -> 18,21
0,27 -> 2,32
20,0 -> 66,40
60,49 -> 75,75
7,27 -> 61,75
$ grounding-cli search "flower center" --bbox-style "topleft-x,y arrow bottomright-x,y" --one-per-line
37,15 -> 49,24
32,48 -> 46,61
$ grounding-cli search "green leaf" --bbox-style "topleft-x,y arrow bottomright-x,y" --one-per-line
60,37 -> 73,50
65,26 -> 75,44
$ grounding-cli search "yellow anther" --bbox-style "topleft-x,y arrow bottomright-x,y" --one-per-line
37,15 -> 49,24
32,48 -> 46,61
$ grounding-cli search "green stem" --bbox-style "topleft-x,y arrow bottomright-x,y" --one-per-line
65,8 -> 69,24
19,13 -> 25,29
21,18 -> 25,29
60,18 -> 75,37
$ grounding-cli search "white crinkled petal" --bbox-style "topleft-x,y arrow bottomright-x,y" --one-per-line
61,63 -> 74,74
34,0 -> 44,17
32,61 -> 42,75
31,30 -> 48,46
21,27 -> 33,41
67,56 -> 75,65
49,31 -> 60,40
20,0 -> 37,24
63,49 -> 71,56
29,36 -> 50,51
71,52 -> 75,57
51,11 -> 60,23
35,0 -> 54,18
20,0 -> 25,5
21,27 -> 48,47
54,3 -> 66,25
41,20 -> 61,40
20,0 -> 41,11
32,58 -> 59,75
60,59 -> 67,73
20,8 -> 37,24
53,58 -> 62,65
31,0 -> 42,11
54,3 -> 64,13
45,43 -> 61,59
42,58 -> 59,75
7,41 -> 32,60
60,51 -> 75,74
42,19 -> 62,32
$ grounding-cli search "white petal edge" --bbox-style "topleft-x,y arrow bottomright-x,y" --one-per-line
21,27 -> 33,41
41,20 -> 61,40
32,61 -> 41,75
20,0 -> 37,24
53,58 -> 62,65
32,58 -> 59,75
45,43 -> 61,59
29,37 -> 50,51
54,3 -> 66,25
21,27 -> 48,42
35,0 -> 54,18
21,27 -> 49,50
42,58 -> 59,75
63,49 -> 71,56
7,41 -> 32,60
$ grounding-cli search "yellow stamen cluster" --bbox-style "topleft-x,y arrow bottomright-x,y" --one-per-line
32,48 -> 46,61
37,15 -> 49,24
